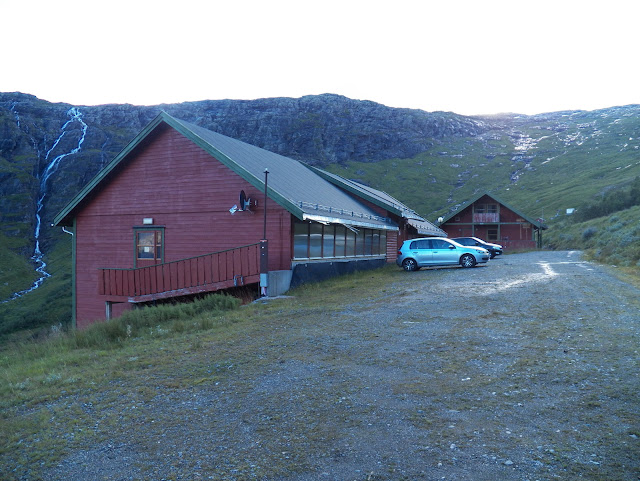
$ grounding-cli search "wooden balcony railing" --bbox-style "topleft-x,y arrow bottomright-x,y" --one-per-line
473,213 -> 499,223
98,242 -> 263,301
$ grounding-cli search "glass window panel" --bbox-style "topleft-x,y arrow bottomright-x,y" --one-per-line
364,230 -> 373,255
355,229 -> 365,256
293,222 -> 309,258
431,239 -> 451,249
335,226 -> 346,257
372,231 -> 380,254
346,230 -> 355,256
322,225 -> 334,258
309,223 -> 322,258
380,231 -> 386,255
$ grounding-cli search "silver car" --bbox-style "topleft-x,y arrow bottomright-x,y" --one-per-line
396,237 -> 490,271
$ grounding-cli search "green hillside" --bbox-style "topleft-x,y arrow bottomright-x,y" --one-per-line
0,237 -> 72,339
326,107 -> 640,222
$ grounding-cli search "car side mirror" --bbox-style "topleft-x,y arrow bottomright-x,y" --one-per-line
449,245 -> 455,249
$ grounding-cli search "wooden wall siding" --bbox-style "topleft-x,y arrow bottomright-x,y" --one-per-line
386,233 -> 398,263
74,127 -> 292,325
99,243 -> 261,301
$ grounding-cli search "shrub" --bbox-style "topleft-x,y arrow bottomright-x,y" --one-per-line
608,222 -> 624,232
582,226 -> 598,240
69,293 -> 240,349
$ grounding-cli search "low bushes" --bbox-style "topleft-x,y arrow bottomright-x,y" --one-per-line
71,294 -> 241,349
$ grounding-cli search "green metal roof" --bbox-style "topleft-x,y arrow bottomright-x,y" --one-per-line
54,112 -> 398,231
307,166 -> 446,236
440,191 -> 547,229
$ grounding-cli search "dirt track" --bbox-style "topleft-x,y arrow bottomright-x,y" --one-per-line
43,251 -> 640,480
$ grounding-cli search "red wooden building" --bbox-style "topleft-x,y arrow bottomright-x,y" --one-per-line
54,112 -> 444,328
438,192 -> 546,249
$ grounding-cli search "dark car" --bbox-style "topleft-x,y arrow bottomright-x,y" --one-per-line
451,237 -> 503,258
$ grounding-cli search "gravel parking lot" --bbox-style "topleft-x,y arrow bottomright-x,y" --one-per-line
42,251 -> 640,480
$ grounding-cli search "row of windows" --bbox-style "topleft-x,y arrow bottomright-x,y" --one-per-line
293,221 -> 387,259
134,223 -> 388,265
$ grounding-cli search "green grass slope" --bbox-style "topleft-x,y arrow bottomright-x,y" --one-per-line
0,233 -> 39,301
545,204 -> 640,267
0,237 -> 72,339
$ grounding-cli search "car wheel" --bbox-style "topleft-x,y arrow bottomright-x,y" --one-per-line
402,258 -> 418,272
460,254 -> 477,268
490,253 -> 496,259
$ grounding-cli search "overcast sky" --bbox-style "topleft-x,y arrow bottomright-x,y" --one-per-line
3,0 -> 638,116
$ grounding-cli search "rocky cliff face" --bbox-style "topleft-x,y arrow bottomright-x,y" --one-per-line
0,92 -> 485,255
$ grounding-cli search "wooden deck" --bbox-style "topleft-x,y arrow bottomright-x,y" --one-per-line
98,242 -> 263,302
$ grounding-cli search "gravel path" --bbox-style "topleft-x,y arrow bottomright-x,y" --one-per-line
42,251 -> 640,480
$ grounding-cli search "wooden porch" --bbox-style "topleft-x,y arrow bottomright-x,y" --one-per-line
98,242 -> 265,303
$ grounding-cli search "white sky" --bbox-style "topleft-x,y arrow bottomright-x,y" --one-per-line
2,0 -> 639,116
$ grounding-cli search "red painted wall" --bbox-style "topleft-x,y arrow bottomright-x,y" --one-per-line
73,126 -> 292,326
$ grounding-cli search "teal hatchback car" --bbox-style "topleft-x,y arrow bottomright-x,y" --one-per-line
396,237 -> 490,271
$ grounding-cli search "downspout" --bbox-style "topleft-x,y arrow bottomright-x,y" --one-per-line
61,224 -> 76,328
71,219 -> 77,329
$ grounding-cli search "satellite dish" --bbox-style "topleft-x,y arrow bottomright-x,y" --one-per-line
239,191 -> 246,211
437,216 -> 444,224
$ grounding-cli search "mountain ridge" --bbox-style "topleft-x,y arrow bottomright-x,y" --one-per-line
1,91 -> 639,310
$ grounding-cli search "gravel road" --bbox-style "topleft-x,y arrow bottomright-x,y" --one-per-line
43,251 -> 640,481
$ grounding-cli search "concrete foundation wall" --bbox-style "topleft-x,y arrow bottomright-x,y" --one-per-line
289,258 -> 386,290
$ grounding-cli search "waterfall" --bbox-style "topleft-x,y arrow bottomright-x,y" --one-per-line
2,108 -> 87,303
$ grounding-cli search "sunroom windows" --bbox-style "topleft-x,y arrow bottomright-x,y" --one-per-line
293,220 -> 387,259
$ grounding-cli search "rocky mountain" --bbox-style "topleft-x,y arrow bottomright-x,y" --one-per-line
0,92 -> 485,252
1,91 -> 639,309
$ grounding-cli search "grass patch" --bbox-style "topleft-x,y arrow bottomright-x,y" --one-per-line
0,232 -> 38,301
2,257 -> 638,480
72,293 -> 241,349
545,204 -> 640,271
0,236 -> 73,339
